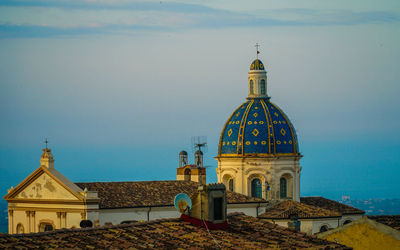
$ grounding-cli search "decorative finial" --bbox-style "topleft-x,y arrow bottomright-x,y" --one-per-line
44,138 -> 49,149
255,43 -> 260,59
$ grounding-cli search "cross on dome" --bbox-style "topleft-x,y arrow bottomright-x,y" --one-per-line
255,43 -> 260,59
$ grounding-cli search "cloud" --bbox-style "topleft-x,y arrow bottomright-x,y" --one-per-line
0,24 -> 98,38
0,0 -> 223,13
0,1 -> 399,38
0,23 -> 169,38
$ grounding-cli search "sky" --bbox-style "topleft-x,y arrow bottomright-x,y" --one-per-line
0,0 -> 399,200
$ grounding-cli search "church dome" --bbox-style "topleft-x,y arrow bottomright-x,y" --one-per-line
250,59 -> 265,70
218,98 -> 299,156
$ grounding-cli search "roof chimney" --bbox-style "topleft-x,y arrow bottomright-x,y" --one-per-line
181,183 -> 228,230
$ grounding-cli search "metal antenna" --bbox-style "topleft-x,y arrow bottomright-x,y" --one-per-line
191,136 -> 207,153
44,138 -> 49,149
255,43 -> 260,59
191,136 -> 207,168
191,136 -> 208,186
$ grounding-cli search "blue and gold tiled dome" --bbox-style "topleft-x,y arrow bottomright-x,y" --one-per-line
218,99 -> 299,156
250,59 -> 265,70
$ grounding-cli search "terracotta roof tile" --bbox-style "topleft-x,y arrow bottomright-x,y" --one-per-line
259,200 -> 341,219
368,215 -> 400,231
75,181 -> 265,209
0,213 -> 350,249
301,196 -> 365,215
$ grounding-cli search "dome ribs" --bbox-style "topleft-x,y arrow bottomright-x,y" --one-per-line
237,100 -> 254,155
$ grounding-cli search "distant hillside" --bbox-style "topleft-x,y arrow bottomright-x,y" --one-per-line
339,198 -> 400,215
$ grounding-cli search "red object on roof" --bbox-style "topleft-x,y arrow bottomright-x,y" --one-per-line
180,214 -> 229,230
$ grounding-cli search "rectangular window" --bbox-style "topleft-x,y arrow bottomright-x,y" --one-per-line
213,197 -> 223,220
260,80 -> 265,95
229,179 -> 234,192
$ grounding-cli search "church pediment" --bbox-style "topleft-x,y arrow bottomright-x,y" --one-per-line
4,166 -> 84,202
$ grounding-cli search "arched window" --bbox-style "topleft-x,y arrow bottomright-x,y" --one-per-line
320,225 -> 329,233
121,220 -> 137,224
80,220 -> 93,228
16,223 -> 24,234
184,168 -> 191,181
228,179 -> 234,192
250,80 -> 254,94
260,79 -> 265,95
343,220 -> 352,225
251,178 -> 262,198
280,177 -> 287,198
39,223 -> 54,232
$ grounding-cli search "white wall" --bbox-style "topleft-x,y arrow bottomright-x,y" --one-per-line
227,207 -> 257,217
312,218 -> 340,234
262,218 -> 341,235
99,207 -> 187,225
97,203 -> 265,226
339,214 -> 363,226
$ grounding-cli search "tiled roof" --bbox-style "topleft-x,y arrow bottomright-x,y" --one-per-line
0,213 -> 349,249
259,200 -> 341,219
301,197 -> 365,215
368,215 -> 400,231
75,181 -> 266,209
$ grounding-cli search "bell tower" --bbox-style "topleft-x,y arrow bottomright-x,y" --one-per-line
177,150 -> 206,184
40,139 -> 54,169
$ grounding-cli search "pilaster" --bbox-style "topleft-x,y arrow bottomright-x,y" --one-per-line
31,211 -> 36,232
57,212 -> 62,229
8,210 -> 14,234
57,212 -> 67,228
25,211 -> 31,233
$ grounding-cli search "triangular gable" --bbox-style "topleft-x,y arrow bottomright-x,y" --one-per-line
4,166 -> 84,201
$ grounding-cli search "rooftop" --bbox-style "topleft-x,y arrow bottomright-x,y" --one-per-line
0,213 -> 349,249
75,181 -> 266,209
368,215 -> 400,231
301,197 -> 365,215
259,200 -> 341,219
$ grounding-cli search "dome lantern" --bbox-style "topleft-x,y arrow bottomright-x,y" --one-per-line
248,59 -> 268,99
